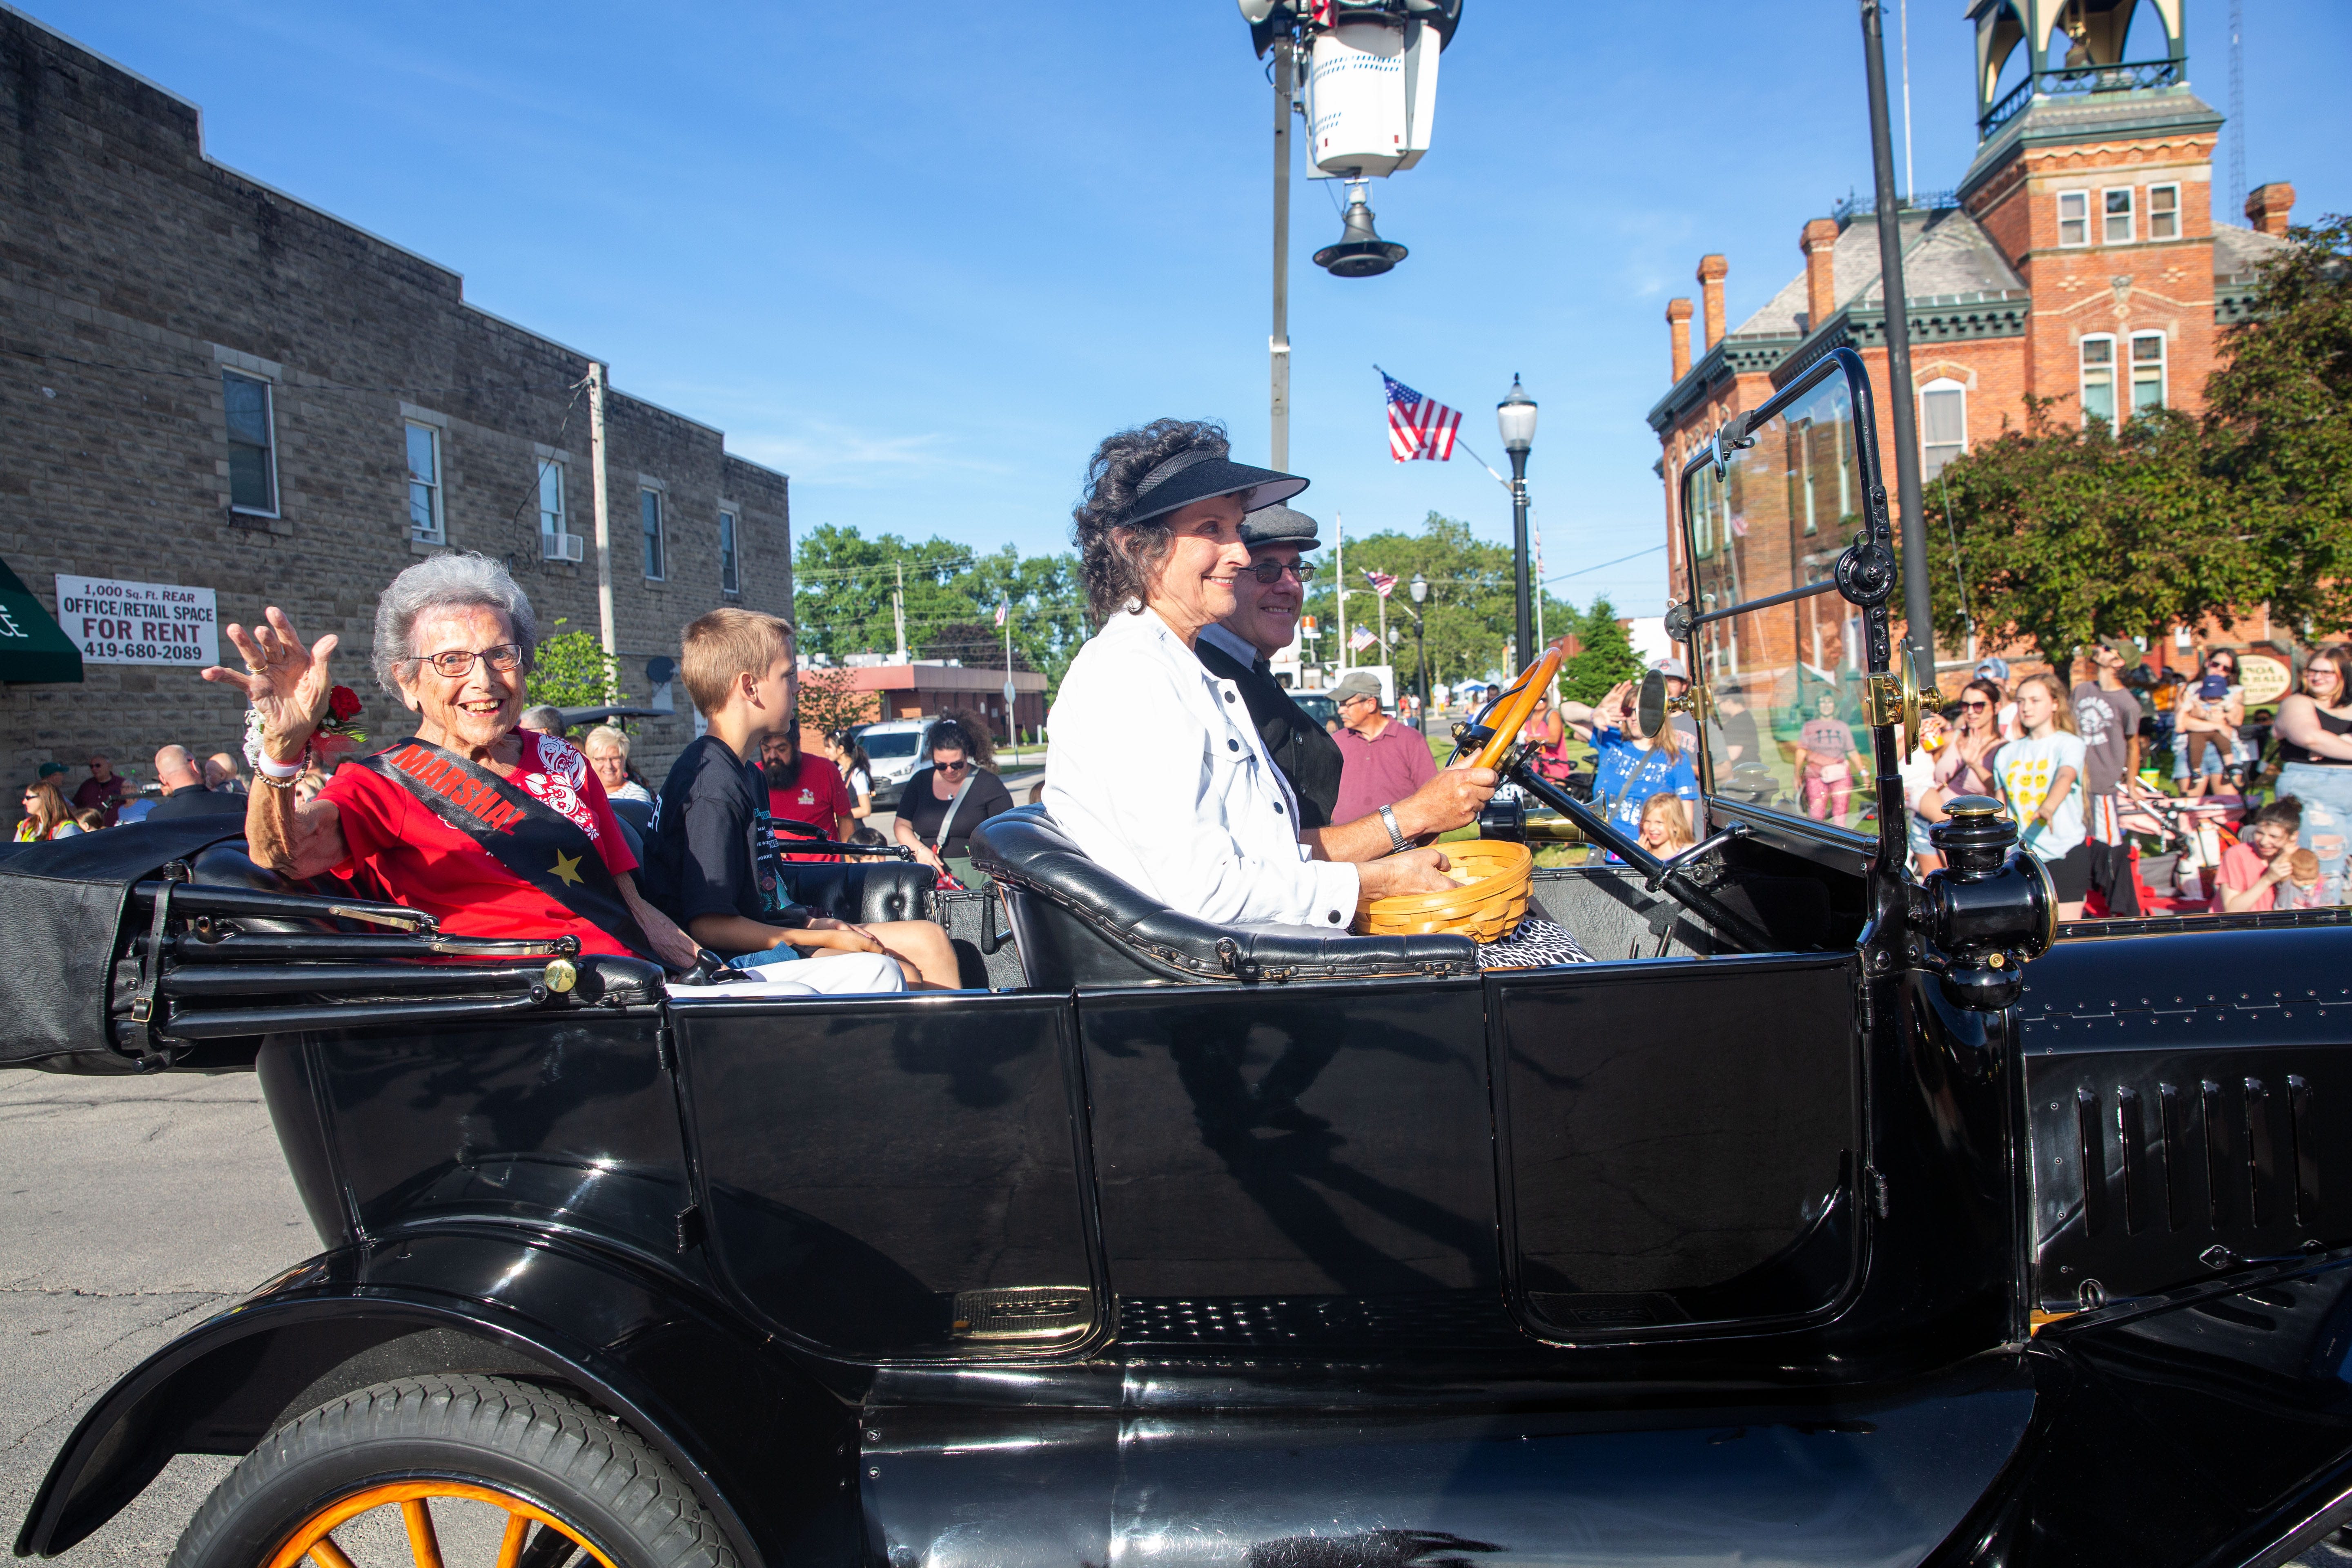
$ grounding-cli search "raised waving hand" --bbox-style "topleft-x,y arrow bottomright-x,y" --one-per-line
199,606 -> 341,762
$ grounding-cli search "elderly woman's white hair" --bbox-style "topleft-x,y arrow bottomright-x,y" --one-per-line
581,724 -> 632,757
372,552 -> 539,693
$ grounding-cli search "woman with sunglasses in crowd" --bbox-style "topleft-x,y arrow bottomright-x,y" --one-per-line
2273,644 -> 2352,901
893,717 -> 1015,889
1934,678 -> 2008,802
15,779 -> 84,842
2173,646 -> 2244,799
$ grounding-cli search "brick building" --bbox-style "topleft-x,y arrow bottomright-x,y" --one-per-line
1646,0 -> 2297,684
0,11 -> 791,792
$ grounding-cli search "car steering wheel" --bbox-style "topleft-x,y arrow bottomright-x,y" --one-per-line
1454,648 -> 1565,773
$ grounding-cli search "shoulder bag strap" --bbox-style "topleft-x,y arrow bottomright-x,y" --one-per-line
935,773 -> 977,853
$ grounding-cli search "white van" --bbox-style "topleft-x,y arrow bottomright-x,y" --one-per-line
845,718 -> 934,808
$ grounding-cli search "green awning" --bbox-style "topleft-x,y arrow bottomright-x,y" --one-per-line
0,557 -> 84,684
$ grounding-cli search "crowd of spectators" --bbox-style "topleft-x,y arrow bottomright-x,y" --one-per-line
13,744 -> 253,841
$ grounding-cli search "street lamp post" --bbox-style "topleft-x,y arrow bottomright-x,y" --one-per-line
1408,572 -> 1430,735
1497,375 -> 1538,676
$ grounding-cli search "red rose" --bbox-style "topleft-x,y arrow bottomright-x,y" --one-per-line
328,686 -> 362,722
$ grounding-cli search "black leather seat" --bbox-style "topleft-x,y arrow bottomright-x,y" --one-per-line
773,859 -> 934,927
970,806 -> 1476,988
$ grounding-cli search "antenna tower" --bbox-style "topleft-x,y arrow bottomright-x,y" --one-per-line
2228,0 -> 2247,220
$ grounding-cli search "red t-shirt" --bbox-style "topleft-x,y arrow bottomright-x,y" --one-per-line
2215,842 -> 2276,912
319,733 -> 641,956
765,751 -> 851,861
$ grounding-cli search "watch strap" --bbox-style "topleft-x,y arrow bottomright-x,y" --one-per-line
1379,803 -> 1408,856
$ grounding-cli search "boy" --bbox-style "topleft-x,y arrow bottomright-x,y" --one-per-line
643,608 -> 958,990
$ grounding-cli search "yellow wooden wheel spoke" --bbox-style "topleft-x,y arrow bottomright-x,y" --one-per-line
265,1481 -> 616,1568
400,1498 -> 445,1568
493,1512 -> 532,1568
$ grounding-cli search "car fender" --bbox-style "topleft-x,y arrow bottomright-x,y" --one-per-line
15,1227 -> 859,1563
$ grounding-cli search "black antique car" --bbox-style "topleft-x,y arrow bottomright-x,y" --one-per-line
13,349 -> 2352,1568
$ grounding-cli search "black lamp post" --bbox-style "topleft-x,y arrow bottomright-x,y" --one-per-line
1408,571 -> 1430,733
1496,375 -> 1538,671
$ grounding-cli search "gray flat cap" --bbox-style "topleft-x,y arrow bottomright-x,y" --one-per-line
1241,504 -> 1321,549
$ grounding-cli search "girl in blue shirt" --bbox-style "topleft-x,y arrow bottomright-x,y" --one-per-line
1577,681 -> 1699,859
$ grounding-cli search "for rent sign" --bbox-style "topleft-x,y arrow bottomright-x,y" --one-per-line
55,574 -> 219,668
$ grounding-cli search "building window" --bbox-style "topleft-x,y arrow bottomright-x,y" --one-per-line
2080,336 -> 2116,426
641,488 -> 665,580
2131,332 -> 2167,412
2103,187 -> 2134,245
1920,379 -> 1967,480
2148,183 -> 2180,240
223,372 -> 278,515
405,422 -> 443,541
2058,190 -> 2089,247
718,508 -> 740,595
537,459 -> 566,539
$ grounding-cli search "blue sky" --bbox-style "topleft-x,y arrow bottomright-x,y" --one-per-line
36,0 -> 2351,619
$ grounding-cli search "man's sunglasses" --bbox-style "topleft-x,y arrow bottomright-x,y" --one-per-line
412,644 -> 524,678
1244,559 -> 1317,584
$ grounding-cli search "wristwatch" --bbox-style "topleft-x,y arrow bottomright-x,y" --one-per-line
1379,804 -> 1409,856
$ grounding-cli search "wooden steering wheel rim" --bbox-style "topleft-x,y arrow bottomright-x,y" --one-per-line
1467,648 -> 1564,774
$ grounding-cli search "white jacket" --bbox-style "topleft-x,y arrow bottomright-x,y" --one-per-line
1043,606 -> 1360,929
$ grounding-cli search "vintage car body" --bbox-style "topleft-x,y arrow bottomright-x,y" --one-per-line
11,350 -> 2352,1568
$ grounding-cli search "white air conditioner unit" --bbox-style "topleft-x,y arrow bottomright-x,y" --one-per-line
542,532 -> 584,563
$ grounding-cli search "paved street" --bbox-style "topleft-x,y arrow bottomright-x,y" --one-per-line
1,1069 -> 314,1565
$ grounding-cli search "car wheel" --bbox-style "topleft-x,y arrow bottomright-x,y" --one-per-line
169,1374 -> 738,1568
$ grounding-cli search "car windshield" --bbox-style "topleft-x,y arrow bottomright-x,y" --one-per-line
1682,368 -> 1873,837
859,731 -> 924,760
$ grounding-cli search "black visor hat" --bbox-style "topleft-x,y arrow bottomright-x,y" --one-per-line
1116,449 -> 1309,529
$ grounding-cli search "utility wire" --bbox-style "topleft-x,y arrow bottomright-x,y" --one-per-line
1540,543 -> 1665,584
7,345 -> 584,397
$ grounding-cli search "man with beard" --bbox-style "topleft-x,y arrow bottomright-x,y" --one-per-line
1194,504 -> 1498,860
761,726 -> 853,862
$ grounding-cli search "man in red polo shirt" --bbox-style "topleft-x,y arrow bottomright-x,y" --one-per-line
760,728 -> 853,860
1330,669 -> 1437,828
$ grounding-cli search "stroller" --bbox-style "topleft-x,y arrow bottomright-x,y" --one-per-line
2108,792 -> 2247,914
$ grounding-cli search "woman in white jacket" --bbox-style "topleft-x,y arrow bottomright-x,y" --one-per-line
1043,420 -> 1455,928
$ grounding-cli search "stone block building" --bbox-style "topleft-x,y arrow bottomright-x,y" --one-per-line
1646,0 -> 2298,684
0,11 -> 790,792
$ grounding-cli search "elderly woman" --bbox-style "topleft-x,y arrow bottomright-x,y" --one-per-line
581,725 -> 654,804
201,555 -> 895,995
1042,420 -> 1457,929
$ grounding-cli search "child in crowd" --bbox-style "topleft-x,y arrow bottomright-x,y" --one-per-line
641,607 -> 957,991
1798,693 -> 1863,824
2216,797 -> 2340,912
1637,791 -> 1696,858
1994,672 -> 2089,922
1898,711 -> 1953,875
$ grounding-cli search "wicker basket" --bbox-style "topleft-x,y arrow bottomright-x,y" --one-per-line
1355,839 -> 1534,943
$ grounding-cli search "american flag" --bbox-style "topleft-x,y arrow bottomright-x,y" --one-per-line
1307,0 -> 1334,23
1349,625 -> 1377,653
1363,569 -> 1397,598
993,601 -> 1008,628
1382,372 -> 1461,462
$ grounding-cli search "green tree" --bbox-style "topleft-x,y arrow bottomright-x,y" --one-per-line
1298,512 -> 1577,686
793,527 -> 1090,698
1559,597 -> 1643,703
1925,215 -> 2352,659
525,620 -> 624,709
796,664 -> 878,735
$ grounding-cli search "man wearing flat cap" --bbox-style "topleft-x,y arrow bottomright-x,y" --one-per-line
1196,503 -> 1497,862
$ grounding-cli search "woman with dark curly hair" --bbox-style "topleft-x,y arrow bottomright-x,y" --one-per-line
1041,419 -> 1458,927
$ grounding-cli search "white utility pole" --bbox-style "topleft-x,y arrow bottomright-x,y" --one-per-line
1334,512 -> 1347,671
1270,33 -> 1294,470
586,361 -> 617,696
891,561 -> 908,662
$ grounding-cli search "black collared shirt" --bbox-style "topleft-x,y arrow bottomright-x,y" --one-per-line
1195,625 -> 1343,830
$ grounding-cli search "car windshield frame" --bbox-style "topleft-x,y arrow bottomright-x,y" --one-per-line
1671,347 -> 1900,860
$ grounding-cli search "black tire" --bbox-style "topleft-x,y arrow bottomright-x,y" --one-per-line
169,1374 -> 739,1568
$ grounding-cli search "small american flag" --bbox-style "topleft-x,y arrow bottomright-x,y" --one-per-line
1308,0 -> 1334,23
993,601 -> 1008,628
1349,625 -> 1377,653
1382,372 -> 1461,462
1363,569 -> 1397,598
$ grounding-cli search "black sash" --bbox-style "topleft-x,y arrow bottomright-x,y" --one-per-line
361,739 -> 657,961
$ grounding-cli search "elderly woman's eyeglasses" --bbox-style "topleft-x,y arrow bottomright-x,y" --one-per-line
1245,559 -> 1317,584
412,644 -> 523,678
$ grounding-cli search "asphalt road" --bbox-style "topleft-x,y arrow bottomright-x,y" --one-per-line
1,1069 -> 314,1565
7,1069 -> 2351,1567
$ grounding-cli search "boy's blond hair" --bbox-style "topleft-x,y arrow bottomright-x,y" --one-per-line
681,607 -> 796,717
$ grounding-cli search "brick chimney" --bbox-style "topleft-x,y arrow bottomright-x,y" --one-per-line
1666,298 -> 1693,382
1697,255 -> 1728,350
1801,219 -> 1839,334
2246,182 -> 2296,236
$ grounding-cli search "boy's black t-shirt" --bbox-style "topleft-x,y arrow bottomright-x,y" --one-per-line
644,735 -> 767,933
